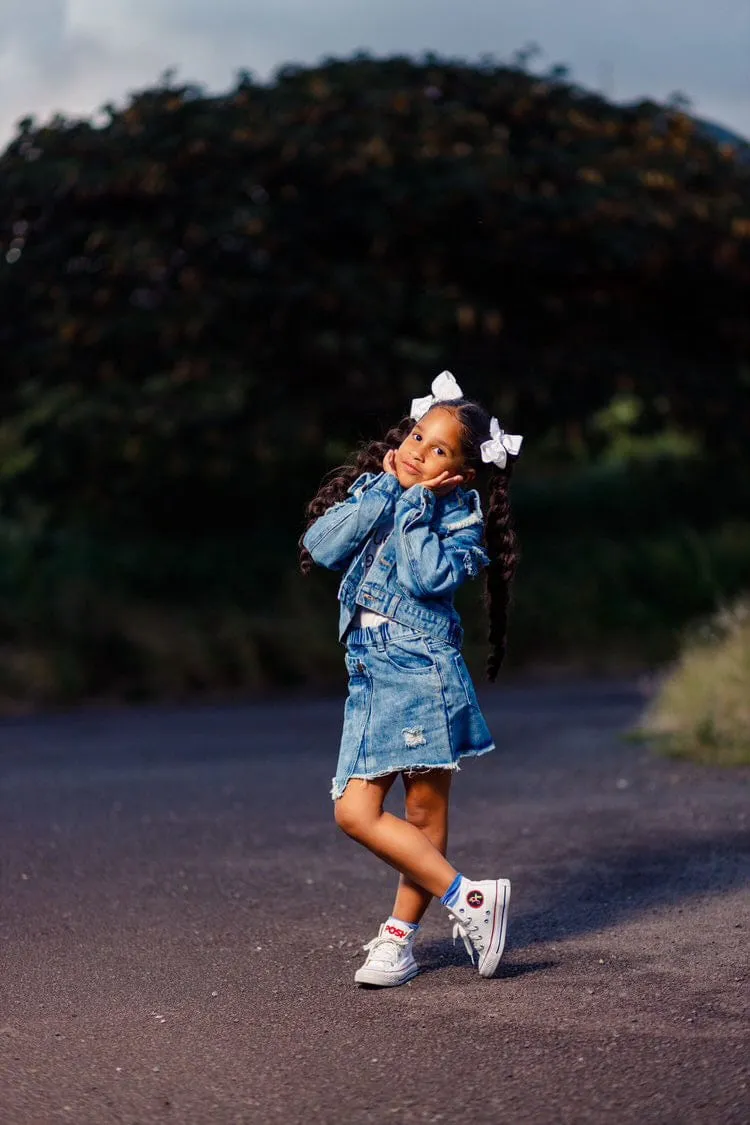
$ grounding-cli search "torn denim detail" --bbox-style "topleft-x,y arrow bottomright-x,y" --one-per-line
457,546 -> 488,579
443,491 -> 485,532
402,726 -> 427,748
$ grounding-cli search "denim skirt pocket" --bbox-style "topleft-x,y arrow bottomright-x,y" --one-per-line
333,654 -> 373,794
451,650 -> 476,708
381,631 -> 435,674
426,638 -> 494,753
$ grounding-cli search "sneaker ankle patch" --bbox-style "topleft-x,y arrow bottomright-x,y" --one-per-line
466,890 -> 485,909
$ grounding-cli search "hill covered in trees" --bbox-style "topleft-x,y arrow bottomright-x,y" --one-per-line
1,54 -> 749,539
1,54 -> 749,705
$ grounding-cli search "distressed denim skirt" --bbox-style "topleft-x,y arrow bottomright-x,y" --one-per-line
331,620 -> 494,800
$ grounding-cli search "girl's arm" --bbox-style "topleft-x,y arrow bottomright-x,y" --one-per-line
303,471 -> 402,570
392,486 -> 489,597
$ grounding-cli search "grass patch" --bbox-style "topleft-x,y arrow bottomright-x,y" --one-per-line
639,600 -> 750,767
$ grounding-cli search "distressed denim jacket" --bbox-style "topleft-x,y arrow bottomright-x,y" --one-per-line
303,471 -> 489,646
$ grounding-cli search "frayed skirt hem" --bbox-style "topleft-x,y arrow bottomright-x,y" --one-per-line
330,743 -> 494,801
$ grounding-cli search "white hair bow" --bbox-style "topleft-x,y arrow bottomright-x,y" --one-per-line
480,416 -> 523,469
410,370 -> 464,421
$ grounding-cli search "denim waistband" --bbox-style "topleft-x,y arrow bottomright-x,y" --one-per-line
344,620 -> 424,648
345,619 -> 461,649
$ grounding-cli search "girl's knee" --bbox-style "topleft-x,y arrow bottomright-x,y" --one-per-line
405,799 -> 438,831
333,797 -> 359,838
404,774 -> 451,830
334,786 -> 376,840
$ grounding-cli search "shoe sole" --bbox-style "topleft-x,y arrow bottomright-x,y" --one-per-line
479,878 -> 511,979
354,963 -> 420,988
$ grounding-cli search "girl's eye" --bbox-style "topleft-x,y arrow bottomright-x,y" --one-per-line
435,448 -> 445,456
412,433 -> 422,442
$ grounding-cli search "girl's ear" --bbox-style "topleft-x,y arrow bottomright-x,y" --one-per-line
460,466 -> 477,485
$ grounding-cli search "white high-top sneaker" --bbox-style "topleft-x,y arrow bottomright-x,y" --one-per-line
354,921 -> 419,987
446,878 -> 511,978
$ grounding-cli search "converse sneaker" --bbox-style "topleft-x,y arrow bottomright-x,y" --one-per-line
354,921 -> 419,987
447,878 -> 511,978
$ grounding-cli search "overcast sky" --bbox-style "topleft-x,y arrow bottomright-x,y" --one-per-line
1,0 -> 748,147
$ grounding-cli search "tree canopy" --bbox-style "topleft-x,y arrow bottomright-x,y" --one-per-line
1,55 -> 749,535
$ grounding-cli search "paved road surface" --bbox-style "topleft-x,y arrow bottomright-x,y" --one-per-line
1,683 -> 748,1124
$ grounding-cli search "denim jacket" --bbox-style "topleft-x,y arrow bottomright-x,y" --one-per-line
303,471 -> 489,646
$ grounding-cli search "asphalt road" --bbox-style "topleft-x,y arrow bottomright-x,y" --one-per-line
1,682 -> 748,1125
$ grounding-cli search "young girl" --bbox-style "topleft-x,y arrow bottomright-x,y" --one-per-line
300,372 -> 522,987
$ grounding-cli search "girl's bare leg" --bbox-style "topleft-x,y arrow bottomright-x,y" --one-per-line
334,774 -> 457,899
391,769 -> 452,925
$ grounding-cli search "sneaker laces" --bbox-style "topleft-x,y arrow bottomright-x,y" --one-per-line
448,913 -> 485,963
362,932 -> 410,966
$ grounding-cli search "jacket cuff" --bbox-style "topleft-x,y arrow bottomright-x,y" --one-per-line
371,471 -> 404,498
348,471 -> 403,499
397,484 -> 436,515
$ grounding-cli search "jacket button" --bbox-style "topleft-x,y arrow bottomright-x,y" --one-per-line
356,661 -> 365,673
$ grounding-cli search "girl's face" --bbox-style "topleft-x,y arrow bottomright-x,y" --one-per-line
394,407 -> 476,489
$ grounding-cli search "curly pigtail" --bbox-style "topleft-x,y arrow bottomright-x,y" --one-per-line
483,465 -> 519,680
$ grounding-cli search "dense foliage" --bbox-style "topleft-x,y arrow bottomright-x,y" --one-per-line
1,55 -> 749,707
1,55 -> 749,541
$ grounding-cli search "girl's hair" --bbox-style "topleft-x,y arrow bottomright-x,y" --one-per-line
299,400 -> 519,680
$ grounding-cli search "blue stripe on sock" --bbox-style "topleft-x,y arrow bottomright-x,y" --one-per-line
390,916 -> 419,932
440,873 -> 463,908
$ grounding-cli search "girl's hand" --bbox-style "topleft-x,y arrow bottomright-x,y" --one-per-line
421,470 -> 464,496
383,449 -> 398,476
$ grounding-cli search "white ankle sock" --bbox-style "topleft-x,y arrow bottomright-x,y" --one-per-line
383,916 -> 418,938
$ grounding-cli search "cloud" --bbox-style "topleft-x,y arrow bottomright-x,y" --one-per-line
1,0 -> 748,145
0,0 -> 165,137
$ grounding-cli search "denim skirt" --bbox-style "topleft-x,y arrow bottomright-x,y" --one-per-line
331,620 -> 494,799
